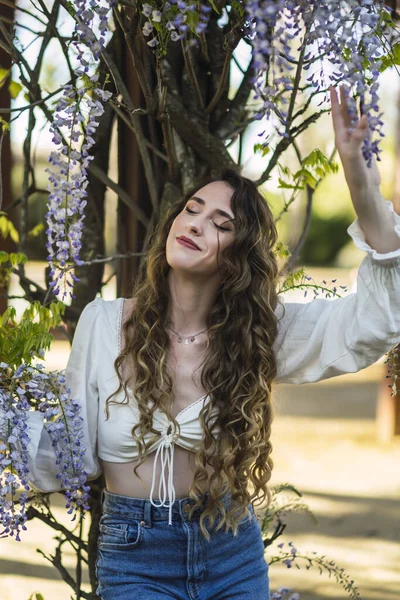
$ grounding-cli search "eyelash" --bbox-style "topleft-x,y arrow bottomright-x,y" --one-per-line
185,207 -> 231,232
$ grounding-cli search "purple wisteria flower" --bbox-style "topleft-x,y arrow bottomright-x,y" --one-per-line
72,0 -> 116,61
45,0 -> 113,299
245,0 -> 388,167
139,0 -> 213,50
0,362 -> 91,541
36,370 -> 91,517
0,369 -> 31,542
272,587 -> 300,600
45,81 -> 112,300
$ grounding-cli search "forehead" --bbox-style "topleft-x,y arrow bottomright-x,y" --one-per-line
191,181 -> 234,209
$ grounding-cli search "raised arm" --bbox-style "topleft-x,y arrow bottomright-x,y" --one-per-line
275,200 -> 400,384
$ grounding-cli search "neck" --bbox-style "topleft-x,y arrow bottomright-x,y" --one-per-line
166,269 -> 220,334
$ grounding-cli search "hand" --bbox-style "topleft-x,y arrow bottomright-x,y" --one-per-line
329,84 -> 381,190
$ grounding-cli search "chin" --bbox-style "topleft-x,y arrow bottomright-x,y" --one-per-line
166,243 -> 197,268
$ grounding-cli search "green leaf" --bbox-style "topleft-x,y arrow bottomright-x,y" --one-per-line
280,165 -> 290,176
64,0 -> 75,17
274,241 -> 291,259
28,594 -> 45,600
0,214 -> 19,243
341,47 -> 351,63
231,0 -> 245,17
0,68 -> 9,88
279,267 -> 308,294
208,0 -> 220,14
9,253 -> 23,266
301,149 -> 339,180
393,43 -> 400,65
0,299 -> 65,367
254,143 -> 270,157
293,168 -> 318,189
277,177 -> 304,190
379,43 -> 400,72
27,222 -> 45,239
8,80 -> 23,99
0,116 -> 11,132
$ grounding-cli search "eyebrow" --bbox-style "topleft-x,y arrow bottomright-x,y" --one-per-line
188,196 -> 235,222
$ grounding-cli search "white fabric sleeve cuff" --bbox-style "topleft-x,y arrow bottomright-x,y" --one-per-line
347,199 -> 400,265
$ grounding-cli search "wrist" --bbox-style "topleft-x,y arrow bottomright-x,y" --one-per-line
347,180 -> 381,198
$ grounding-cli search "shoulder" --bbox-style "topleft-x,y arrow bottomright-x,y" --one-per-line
121,296 -> 137,328
77,296 -> 137,333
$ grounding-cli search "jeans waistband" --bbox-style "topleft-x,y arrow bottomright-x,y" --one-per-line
100,488 -> 234,524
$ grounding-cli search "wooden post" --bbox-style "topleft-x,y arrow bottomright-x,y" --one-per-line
376,82 -> 400,442
0,0 -> 14,315
376,348 -> 400,442
116,17 -> 164,298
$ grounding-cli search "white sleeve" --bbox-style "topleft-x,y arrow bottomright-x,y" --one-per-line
12,298 -> 103,492
275,199 -> 400,385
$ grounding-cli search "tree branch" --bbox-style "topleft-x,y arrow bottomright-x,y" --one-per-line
206,47 -> 232,114
26,505 -> 88,552
0,87 -> 67,114
109,99 -> 167,162
113,6 -> 156,114
160,60 -> 235,170
88,163 -> 150,227
0,0 -> 47,26
181,37 -> 205,110
216,54 -> 255,139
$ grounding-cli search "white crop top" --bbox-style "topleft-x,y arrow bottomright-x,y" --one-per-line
2,200 -> 400,524
97,317 -> 221,525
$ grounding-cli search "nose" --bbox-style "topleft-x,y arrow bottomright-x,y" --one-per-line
186,220 -> 201,235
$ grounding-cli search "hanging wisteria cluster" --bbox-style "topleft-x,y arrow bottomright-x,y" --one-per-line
46,80 -> 112,299
0,365 -> 31,542
245,0 -> 387,167
0,361 -> 90,541
45,0 -> 114,300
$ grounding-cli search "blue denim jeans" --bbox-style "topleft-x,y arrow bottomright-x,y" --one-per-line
95,488 -> 270,600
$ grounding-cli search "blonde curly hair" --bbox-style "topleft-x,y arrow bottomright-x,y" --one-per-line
106,168 -> 284,541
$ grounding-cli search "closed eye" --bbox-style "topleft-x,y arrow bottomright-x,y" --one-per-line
185,207 -> 231,232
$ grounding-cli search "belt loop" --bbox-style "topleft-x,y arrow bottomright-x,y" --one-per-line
100,487 -> 105,508
143,499 -> 153,528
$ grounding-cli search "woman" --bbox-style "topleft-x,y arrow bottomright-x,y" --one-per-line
18,86 -> 400,599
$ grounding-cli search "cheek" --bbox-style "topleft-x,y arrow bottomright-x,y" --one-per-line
167,218 -> 179,243
169,214 -> 184,235
214,238 -> 233,262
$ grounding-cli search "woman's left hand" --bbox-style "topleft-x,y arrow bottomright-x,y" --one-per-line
329,84 -> 381,191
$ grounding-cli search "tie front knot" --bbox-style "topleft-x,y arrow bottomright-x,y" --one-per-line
150,420 -> 178,525
160,423 -> 179,447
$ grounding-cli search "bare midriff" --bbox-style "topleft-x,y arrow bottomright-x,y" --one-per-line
101,297 -> 214,500
100,448 -> 213,499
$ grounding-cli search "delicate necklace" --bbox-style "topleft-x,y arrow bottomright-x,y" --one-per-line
167,324 -> 208,344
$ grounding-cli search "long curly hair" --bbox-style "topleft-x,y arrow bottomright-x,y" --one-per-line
105,167 -> 284,541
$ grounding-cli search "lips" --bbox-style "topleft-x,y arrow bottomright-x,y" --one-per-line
177,236 -> 201,250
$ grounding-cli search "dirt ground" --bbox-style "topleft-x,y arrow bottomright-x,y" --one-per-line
0,333 -> 399,599
267,364 -> 400,600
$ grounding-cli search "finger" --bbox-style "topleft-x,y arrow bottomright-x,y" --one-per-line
329,85 -> 347,139
348,114 -> 369,152
339,85 -> 353,130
